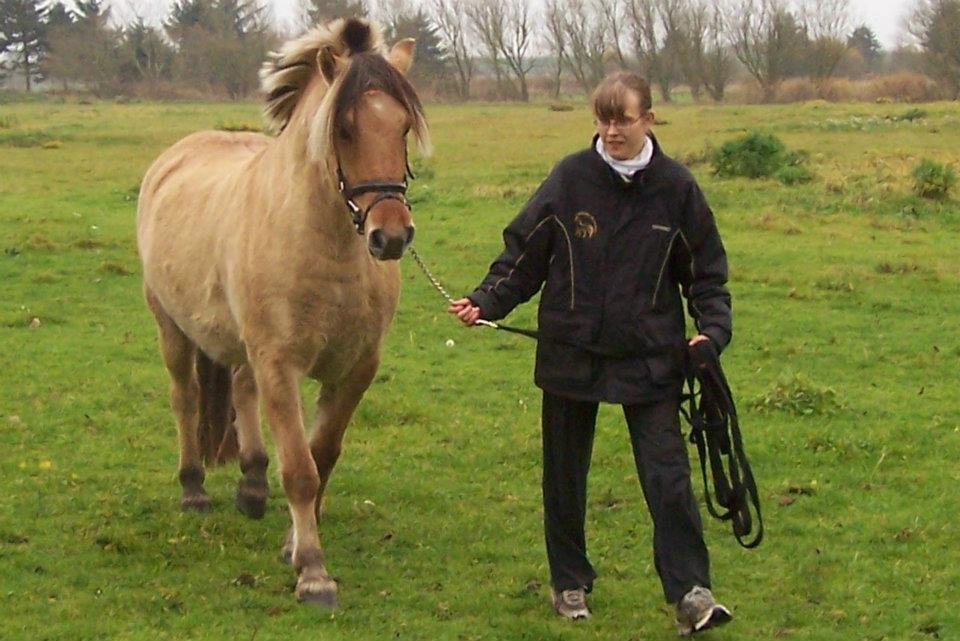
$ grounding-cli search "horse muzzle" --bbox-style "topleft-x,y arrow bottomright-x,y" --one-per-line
368,225 -> 415,261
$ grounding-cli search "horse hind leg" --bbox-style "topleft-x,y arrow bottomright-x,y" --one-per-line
145,288 -> 208,512
232,364 -> 269,519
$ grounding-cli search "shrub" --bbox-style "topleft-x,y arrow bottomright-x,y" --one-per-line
0,129 -> 55,148
750,372 -> 846,416
711,131 -> 786,179
912,159 -> 956,200
892,107 -> 927,122
775,164 -> 814,185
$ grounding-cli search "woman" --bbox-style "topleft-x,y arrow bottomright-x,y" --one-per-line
448,73 -> 733,635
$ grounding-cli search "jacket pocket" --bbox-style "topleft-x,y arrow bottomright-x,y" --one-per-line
535,338 -> 595,389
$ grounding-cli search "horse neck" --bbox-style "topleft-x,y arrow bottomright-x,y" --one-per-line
266,116 -> 361,248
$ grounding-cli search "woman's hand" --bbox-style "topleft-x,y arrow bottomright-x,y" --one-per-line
448,298 -> 481,326
688,334 -> 710,346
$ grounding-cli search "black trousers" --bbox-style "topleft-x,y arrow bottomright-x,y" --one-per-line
541,390 -> 710,603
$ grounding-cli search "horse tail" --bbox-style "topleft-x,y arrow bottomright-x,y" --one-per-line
196,351 -> 238,466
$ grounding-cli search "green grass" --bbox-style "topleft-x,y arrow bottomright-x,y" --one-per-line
1,95 -> 958,641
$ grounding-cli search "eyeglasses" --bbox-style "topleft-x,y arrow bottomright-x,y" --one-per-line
593,115 -> 644,130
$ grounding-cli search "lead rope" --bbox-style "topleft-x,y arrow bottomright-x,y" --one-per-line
407,246 -> 540,339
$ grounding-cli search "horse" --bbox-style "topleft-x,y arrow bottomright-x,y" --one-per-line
136,17 -> 428,606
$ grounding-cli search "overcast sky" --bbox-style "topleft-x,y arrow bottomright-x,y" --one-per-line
107,0 -> 916,48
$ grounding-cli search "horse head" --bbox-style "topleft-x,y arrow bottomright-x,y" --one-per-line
261,18 -> 429,260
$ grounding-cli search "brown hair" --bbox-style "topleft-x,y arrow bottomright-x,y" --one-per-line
333,51 -> 425,141
591,72 -> 653,122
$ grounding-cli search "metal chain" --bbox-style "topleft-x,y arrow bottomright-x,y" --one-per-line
408,245 -> 454,304
407,245 -> 499,330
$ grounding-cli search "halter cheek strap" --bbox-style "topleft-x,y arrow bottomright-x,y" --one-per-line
337,161 -> 416,235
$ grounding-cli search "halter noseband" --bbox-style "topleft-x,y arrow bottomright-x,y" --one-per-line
337,160 -> 415,235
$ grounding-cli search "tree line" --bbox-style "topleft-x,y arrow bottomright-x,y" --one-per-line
1,0 -> 958,100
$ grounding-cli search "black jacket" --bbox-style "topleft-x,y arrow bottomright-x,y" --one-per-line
468,135 -> 732,404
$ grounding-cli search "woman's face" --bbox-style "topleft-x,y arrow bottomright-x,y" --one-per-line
595,90 -> 655,161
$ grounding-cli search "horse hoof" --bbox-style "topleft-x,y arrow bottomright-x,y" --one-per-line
296,578 -> 337,608
235,487 -> 267,520
180,493 -> 211,512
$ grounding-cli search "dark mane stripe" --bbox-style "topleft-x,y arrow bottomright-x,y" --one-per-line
341,18 -> 373,53
260,18 -> 385,134
333,52 -> 425,134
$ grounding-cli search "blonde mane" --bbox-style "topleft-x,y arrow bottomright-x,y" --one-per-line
260,18 -> 384,134
259,17 -> 430,171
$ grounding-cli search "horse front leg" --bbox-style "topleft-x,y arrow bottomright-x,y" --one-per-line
253,355 -> 335,606
311,355 -> 379,515
280,356 -> 379,564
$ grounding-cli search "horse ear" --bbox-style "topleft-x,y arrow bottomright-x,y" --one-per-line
317,45 -> 344,85
389,38 -> 416,75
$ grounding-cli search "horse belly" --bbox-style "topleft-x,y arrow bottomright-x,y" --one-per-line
138,139 -> 255,365
147,264 -> 246,365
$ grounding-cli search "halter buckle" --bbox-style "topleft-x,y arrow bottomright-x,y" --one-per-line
336,161 -> 411,235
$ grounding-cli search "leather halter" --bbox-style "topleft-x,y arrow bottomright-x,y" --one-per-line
336,159 -> 415,235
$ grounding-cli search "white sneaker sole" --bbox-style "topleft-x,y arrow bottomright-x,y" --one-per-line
678,604 -> 733,636
550,589 -> 591,620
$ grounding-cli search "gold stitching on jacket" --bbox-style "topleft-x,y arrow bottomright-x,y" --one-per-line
651,230 -> 680,309
488,215 -> 556,295
677,229 -> 705,329
551,216 -> 576,310
487,215 -> 576,311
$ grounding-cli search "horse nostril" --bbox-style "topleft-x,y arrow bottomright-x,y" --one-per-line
404,226 -> 415,247
368,229 -> 387,255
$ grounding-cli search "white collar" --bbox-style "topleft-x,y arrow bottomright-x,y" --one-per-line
595,135 -> 653,181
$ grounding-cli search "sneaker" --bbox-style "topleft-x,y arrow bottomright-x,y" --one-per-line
675,586 -> 732,636
550,587 -> 591,619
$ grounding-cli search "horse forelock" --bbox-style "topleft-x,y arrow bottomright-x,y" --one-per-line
260,17 -> 430,182
259,17 -> 383,135
331,53 -> 429,151
306,58 -> 429,187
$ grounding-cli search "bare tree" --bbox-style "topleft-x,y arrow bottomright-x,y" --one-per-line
432,0 -> 473,99
625,0 -> 684,102
595,0 -> 628,69
801,0 -> 850,93
465,0 -> 535,101
675,0 -> 708,101
499,0 -> 536,101
466,0 -> 509,97
546,0 -> 607,94
370,0 -> 407,29
727,0 -> 800,101
701,0 -> 734,101
544,0 -> 566,96
907,0 -> 960,99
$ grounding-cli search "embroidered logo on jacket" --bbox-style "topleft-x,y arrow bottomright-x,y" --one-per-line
574,212 -> 598,239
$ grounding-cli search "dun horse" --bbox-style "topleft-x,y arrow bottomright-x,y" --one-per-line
136,18 -> 428,605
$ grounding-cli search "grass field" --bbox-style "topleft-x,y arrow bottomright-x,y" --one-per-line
1,94 -> 959,641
